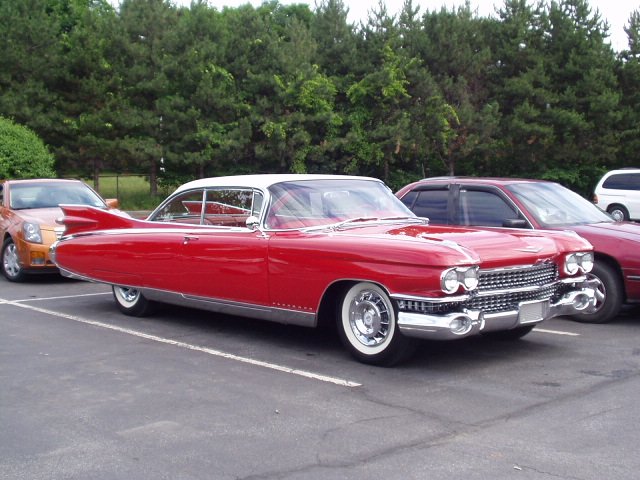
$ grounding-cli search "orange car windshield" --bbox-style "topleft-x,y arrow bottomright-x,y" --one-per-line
10,183 -> 106,210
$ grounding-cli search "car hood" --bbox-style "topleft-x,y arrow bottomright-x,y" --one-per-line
334,223 -> 577,268
14,208 -> 63,230
569,222 -> 640,266
570,221 -> 640,242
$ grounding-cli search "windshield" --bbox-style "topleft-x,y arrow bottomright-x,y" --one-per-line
506,182 -> 613,227
265,179 -> 415,229
10,182 -> 107,210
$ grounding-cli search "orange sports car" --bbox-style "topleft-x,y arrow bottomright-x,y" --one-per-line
0,178 -> 119,281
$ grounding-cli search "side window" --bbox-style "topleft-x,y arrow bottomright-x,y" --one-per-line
458,190 -> 520,227
150,190 -> 205,224
602,173 -> 640,191
408,189 -> 450,224
203,189 -> 263,227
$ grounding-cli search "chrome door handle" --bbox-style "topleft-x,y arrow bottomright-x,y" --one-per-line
183,235 -> 199,244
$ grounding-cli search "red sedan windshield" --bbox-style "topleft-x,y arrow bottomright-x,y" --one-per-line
507,182 -> 613,227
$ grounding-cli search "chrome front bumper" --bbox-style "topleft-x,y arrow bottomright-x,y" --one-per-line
397,284 -> 597,341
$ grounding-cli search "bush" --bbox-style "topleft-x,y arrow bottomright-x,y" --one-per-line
0,116 -> 56,178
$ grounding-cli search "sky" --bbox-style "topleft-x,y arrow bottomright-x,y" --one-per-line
145,0 -> 638,51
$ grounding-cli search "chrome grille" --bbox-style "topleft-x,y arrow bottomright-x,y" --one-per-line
478,263 -> 558,291
398,263 -> 561,315
465,285 -> 557,313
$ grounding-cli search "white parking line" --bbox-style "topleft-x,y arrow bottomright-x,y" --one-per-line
0,297 -> 362,388
534,327 -> 580,336
15,292 -> 112,302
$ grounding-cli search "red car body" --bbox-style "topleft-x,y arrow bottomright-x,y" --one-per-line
397,177 -> 640,323
51,175 -> 597,365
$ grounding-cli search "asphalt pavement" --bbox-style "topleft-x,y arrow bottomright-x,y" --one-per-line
2,276 -> 640,479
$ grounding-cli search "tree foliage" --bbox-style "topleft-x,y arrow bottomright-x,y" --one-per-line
1,0 -> 638,194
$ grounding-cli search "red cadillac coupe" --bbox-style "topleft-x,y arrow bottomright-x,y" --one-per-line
51,175 -> 597,365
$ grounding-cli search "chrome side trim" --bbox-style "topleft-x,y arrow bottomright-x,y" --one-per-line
142,289 -> 316,327
55,269 -> 317,328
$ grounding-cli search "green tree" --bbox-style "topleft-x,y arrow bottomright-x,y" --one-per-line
616,10 -> 640,172
0,117 -> 56,178
153,2 -> 246,185
55,0 -> 122,187
0,0 -> 64,145
109,0 -> 179,194
488,0 -> 554,176
346,43 -> 415,182
413,3 -> 500,176
539,0 -> 620,193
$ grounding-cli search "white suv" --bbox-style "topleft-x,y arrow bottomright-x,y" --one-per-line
593,168 -> 640,221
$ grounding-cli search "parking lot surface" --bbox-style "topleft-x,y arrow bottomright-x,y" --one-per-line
2,276 -> 640,479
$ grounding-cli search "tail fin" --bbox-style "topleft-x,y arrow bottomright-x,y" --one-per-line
58,205 -> 141,236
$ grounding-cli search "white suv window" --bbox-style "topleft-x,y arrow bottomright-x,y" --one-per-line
593,169 -> 640,221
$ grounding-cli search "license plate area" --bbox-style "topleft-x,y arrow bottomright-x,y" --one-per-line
518,299 -> 549,324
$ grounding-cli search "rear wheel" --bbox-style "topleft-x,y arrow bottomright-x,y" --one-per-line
607,205 -> 629,222
571,262 -> 622,324
112,285 -> 155,316
2,238 -> 26,282
337,282 -> 416,366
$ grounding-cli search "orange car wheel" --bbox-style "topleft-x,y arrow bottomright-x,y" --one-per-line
2,238 -> 26,282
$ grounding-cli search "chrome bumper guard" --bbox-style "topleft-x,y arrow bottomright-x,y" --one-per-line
397,282 -> 597,341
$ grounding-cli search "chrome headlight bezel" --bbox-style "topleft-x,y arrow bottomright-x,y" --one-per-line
564,252 -> 594,275
23,222 -> 43,244
441,266 -> 479,294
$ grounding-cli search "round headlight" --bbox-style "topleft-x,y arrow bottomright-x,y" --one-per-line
441,269 -> 460,294
579,252 -> 594,273
565,253 -> 579,275
462,267 -> 479,290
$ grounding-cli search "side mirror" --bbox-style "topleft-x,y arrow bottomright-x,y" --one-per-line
502,218 -> 528,228
246,215 -> 260,230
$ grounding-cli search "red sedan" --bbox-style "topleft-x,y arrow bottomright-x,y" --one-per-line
51,175 -> 596,365
397,177 -> 640,323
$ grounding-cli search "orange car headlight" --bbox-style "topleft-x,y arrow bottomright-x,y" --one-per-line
23,222 -> 43,243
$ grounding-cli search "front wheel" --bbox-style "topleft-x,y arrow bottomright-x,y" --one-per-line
570,262 -> 622,324
2,238 -> 26,282
337,282 -> 416,366
112,285 -> 155,316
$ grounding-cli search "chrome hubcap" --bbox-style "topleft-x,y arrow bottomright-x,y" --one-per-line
611,210 -> 624,222
588,274 -> 606,312
3,243 -> 20,277
117,287 -> 139,304
348,290 -> 390,346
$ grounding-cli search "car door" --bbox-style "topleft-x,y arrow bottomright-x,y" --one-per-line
177,188 -> 270,306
